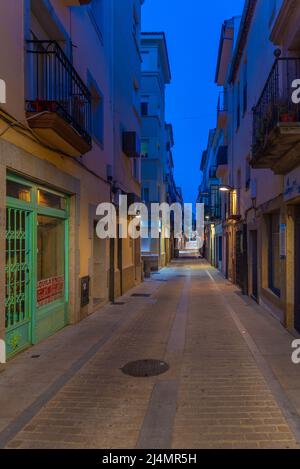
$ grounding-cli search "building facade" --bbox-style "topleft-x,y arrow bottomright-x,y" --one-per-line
140,32 -> 173,271
0,0 -> 144,362
202,0 -> 300,334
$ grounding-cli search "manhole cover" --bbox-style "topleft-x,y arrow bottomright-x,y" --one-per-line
111,301 -> 125,305
121,359 -> 169,378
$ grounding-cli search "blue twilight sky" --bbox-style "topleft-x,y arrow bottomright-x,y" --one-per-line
142,0 -> 245,204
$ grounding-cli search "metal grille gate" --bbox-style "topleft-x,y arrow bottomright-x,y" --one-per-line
5,207 -> 31,354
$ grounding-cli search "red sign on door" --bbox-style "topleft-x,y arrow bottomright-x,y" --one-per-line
37,276 -> 64,306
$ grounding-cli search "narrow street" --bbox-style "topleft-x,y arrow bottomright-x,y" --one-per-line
0,258 -> 299,450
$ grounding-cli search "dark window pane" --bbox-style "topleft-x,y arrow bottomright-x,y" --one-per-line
141,102 -> 148,116
7,180 -> 31,202
38,190 -> 66,210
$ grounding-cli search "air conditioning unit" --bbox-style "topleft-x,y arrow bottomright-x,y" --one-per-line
122,131 -> 141,158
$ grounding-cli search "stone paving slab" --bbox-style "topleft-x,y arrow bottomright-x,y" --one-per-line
0,260 -> 300,449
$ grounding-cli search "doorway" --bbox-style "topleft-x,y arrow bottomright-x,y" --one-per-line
225,233 -> 229,279
251,230 -> 258,302
5,205 -> 32,356
294,208 -> 300,333
92,222 -> 109,308
5,175 -> 69,358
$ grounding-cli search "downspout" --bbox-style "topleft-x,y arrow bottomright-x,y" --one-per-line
109,0 -> 116,302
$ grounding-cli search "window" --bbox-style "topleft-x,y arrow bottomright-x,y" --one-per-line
38,189 -> 66,210
142,188 -> 149,203
210,185 -> 221,219
218,237 -> 223,262
141,140 -> 149,158
7,180 -> 31,202
268,212 -> 281,297
37,216 -> 65,307
88,73 -> 104,146
141,101 -> 148,116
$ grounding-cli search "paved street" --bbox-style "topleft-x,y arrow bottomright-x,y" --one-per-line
0,258 -> 300,449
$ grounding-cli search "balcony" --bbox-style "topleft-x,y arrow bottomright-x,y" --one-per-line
205,205 -> 221,222
26,41 -> 92,157
252,57 -> 300,174
204,185 -> 221,222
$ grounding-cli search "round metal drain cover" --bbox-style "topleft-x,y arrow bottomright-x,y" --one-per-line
121,359 -> 169,378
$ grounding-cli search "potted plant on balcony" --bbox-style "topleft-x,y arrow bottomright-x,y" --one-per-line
277,99 -> 297,123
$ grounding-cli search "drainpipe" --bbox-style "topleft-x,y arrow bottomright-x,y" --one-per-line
109,0 -> 116,303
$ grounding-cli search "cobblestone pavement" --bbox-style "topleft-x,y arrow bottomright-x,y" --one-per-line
1,259 -> 300,449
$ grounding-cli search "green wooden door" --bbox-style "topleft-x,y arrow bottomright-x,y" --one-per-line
5,175 -> 69,359
5,206 -> 32,356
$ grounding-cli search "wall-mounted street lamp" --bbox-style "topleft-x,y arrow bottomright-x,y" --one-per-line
219,184 -> 234,192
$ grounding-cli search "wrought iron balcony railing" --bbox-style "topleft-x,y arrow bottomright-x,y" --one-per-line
252,57 -> 300,157
205,205 -> 221,221
26,40 -> 91,145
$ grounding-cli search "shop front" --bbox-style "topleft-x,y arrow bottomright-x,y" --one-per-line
5,174 -> 69,358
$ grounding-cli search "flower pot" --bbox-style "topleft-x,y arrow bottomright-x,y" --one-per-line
280,113 -> 297,123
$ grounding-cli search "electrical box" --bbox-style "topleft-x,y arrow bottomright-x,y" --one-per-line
81,276 -> 90,307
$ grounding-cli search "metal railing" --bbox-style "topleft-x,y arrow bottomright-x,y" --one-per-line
253,57 -> 300,155
204,184 -> 221,221
26,40 -> 91,145
205,205 -> 221,221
